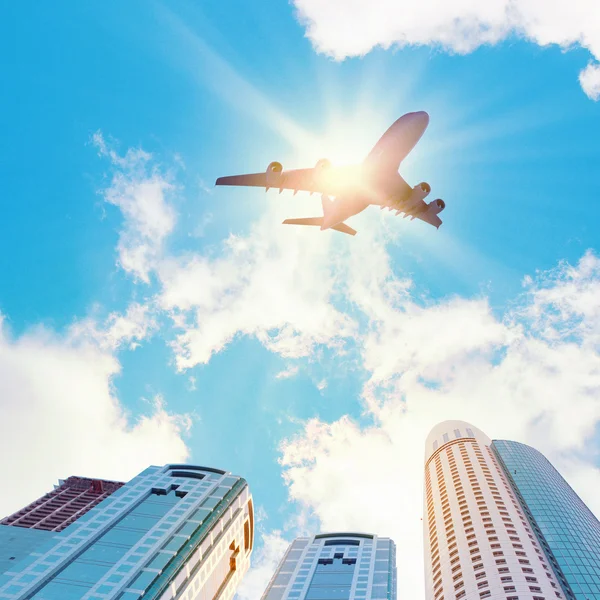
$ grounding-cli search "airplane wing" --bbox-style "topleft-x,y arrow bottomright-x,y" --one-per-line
413,210 -> 442,229
401,201 -> 442,229
384,198 -> 443,228
216,166 -> 355,197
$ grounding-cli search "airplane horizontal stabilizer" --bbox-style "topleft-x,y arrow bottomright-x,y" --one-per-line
282,218 -> 357,235
331,222 -> 357,236
282,217 -> 324,227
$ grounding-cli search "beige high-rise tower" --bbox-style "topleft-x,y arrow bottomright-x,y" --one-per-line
423,421 -> 563,600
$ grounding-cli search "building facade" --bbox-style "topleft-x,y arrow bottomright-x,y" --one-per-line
1,476 -> 124,533
423,421 -> 564,600
261,533 -> 396,600
0,464 -> 254,600
493,440 -> 600,600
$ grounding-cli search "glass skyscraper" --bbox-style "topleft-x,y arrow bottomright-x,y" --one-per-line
0,463 -> 254,600
261,533 -> 396,600
423,421 -> 563,600
493,440 -> 600,600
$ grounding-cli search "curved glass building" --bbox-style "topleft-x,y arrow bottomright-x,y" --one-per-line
261,533 -> 397,600
423,421 -> 564,600
493,440 -> 600,600
0,464 -> 254,600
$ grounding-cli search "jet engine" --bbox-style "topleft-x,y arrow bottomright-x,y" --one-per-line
413,182 -> 431,200
426,198 -> 445,215
266,161 -> 283,187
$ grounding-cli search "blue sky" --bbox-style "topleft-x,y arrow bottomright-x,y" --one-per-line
1,1 -> 600,599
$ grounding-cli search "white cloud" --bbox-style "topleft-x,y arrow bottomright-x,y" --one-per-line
0,317 -> 191,519
276,365 -> 300,380
94,131 -> 177,283
292,0 -> 600,100
236,531 -> 290,600
278,250 -> 600,600
69,302 -> 157,351
579,63 -> 600,100
93,138 -> 358,370
157,206 -> 357,370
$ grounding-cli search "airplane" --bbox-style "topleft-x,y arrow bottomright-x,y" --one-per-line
215,111 -> 445,236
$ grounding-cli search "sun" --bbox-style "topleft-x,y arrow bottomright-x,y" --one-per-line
293,105 -> 393,168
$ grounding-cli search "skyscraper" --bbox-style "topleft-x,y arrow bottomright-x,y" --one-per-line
423,421 -> 564,600
0,464 -> 254,600
261,533 -> 396,600
493,440 -> 600,600
0,476 -> 124,533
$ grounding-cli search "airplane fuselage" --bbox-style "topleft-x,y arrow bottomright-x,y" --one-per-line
320,171 -> 412,230
319,111 -> 430,230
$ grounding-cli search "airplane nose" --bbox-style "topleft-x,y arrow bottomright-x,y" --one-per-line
394,111 -> 429,131
411,111 -> 429,126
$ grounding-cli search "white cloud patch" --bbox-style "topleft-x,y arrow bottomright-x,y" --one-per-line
276,365 -> 300,380
93,131 -> 177,282
292,0 -> 600,100
236,531 -> 290,600
279,250 -> 600,600
93,138 -> 357,370
69,302 -> 157,351
157,209 -> 357,370
0,317 -> 191,519
579,63 -> 600,100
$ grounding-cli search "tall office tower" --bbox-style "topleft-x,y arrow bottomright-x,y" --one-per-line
0,476 -> 124,532
423,422 -> 564,600
493,441 -> 600,600
0,464 -> 254,600
260,533 -> 396,600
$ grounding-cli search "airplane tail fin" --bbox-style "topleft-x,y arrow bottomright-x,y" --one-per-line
282,217 -> 356,236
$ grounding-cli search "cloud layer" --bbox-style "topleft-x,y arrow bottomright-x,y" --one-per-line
0,312 -> 191,518
278,249 -> 600,600
292,0 -> 600,100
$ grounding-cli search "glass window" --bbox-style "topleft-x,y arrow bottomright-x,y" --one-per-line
53,561 -> 109,585
201,497 -> 220,509
311,573 -> 354,586
306,587 -> 353,599
273,574 -> 292,586
371,584 -> 388,599
324,540 -> 360,547
220,476 -> 239,488
265,587 -> 286,600
373,572 -> 388,585
177,521 -> 198,537
190,508 -> 211,522
146,552 -> 171,571
162,536 -> 185,553
128,569 -> 158,591
306,555 -> 357,600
